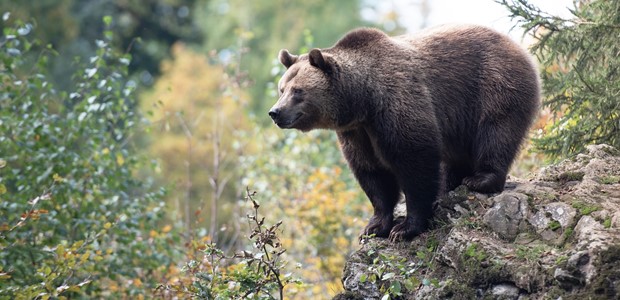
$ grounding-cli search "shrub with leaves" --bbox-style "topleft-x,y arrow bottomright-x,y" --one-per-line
500,0 -> 620,159
0,14 -> 180,298
157,190 -> 301,299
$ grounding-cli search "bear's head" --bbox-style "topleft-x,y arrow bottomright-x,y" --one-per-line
269,48 -> 338,132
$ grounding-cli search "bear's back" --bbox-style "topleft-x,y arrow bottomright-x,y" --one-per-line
396,24 -> 539,115
393,25 -> 539,159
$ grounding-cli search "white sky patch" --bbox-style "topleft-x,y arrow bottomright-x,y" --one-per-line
370,0 -> 575,43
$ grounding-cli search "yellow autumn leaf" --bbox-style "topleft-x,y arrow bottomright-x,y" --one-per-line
72,240 -> 84,250
116,153 -> 124,166
162,224 -> 172,233
102,148 -> 110,155
56,244 -> 65,257
133,278 -> 143,288
104,222 -> 112,229
80,251 -> 90,263
66,285 -> 82,292
52,173 -> 65,182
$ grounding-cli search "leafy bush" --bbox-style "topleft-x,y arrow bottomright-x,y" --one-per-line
0,14 -> 181,298
156,190 -> 301,299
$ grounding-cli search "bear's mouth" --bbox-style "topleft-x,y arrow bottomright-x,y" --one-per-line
276,113 -> 303,129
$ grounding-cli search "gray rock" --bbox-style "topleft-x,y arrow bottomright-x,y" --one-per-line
585,144 -> 620,158
483,192 -> 529,241
337,144 -> 620,300
341,262 -> 382,300
554,267 -> 585,289
491,283 -> 520,300
528,202 -> 577,243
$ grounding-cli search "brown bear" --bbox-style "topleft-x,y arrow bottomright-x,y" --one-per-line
269,25 -> 540,241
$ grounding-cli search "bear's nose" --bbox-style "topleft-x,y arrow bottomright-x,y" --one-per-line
268,108 -> 280,120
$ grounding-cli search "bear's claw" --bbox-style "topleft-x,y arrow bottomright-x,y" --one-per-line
361,215 -> 393,239
463,172 -> 505,194
388,217 -> 427,242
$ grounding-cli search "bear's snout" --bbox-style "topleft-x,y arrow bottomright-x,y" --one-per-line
268,105 -> 303,129
268,108 -> 280,121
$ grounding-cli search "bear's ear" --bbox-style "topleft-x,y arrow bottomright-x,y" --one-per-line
308,48 -> 331,73
279,49 -> 298,69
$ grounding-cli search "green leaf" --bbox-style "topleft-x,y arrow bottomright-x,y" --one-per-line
403,278 -> 415,290
382,272 -> 395,281
103,16 -> 112,27
422,278 -> 431,286
390,281 -> 401,295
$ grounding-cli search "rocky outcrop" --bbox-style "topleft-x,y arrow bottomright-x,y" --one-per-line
336,145 -> 620,299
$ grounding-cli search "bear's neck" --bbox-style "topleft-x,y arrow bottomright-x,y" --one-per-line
336,59 -> 401,127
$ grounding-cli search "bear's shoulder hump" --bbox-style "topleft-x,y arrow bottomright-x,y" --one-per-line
335,28 -> 387,50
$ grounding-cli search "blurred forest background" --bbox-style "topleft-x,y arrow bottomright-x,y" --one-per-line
1,0 -> 618,299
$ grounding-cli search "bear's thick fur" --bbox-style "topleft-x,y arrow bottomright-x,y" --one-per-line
269,25 -> 540,241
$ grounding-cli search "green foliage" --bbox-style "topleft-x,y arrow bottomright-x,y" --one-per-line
515,244 -> 547,261
464,243 -> 487,262
558,171 -> 585,182
4,0 -> 201,89
415,238 -> 439,268
563,227 -> 574,240
571,201 -> 600,216
157,190 -> 301,299
361,243 -> 440,300
500,0 -> 620,159
363,252 -> 414,299
600,175 -> 620,185
0,16 -> 180,298
603,217 -> 612,229
548,220 -> 562,231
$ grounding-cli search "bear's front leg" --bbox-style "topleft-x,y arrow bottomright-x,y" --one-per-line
388,153 -> 440,241
355,168 -> 401,238
337,130 -> 401,239
372,127 -> 441,242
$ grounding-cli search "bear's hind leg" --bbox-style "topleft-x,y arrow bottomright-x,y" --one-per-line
464,123 -> 520,193
463,172 -> 506,193
442,161 -> 473,192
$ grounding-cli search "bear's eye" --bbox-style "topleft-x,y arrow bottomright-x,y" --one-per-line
291,88 -> 303,103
